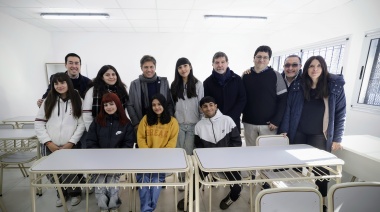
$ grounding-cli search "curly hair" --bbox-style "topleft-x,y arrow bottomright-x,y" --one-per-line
147,93 -> 172,126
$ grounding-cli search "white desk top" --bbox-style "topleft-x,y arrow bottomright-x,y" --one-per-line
2,116 -> 35,123
340,135 -> 380,163
0,129 -> 36,140
31,148 -> 188,172
194,144 -> 343,170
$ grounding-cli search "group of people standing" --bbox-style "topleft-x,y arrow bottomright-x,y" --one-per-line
34,44 -> 346,212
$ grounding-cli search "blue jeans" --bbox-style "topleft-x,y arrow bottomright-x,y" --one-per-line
176,124 -> 195,155
136,173 -> 166,212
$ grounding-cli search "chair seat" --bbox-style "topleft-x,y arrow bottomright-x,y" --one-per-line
261,170 -> 316,188
1,152 -> 37,163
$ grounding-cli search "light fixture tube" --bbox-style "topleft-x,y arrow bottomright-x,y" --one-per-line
40,13 -> 110,19
204,15 -> 267,20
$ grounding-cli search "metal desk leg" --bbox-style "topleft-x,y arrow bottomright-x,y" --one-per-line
30,173 -> 36,212
53,174 -> 68,212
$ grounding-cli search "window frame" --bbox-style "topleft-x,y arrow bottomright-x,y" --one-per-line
351,30 -> 380,113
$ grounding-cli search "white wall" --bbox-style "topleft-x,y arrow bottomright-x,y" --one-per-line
268,0 -> 380,136
0,12 -> 52,120
50,32 -> 267,86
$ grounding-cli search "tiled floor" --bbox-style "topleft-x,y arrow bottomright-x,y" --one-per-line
1,164 -> 353,212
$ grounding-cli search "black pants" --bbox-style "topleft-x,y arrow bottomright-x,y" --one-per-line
195,168 -> 242,201
42,145 -> 81,198
294,132 -> 329,197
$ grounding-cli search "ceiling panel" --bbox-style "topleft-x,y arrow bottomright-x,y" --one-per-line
157,0 -> 194,10
129,20 -> 158,28
134,27 -> 158,32
117,0 -> 156,9
109,27 -> 135,32
73,20 -> 105,28
84,27 -> 110,32
158,20 -> 186,28
0,7 -> 34,18
36,0 -> 82,8
76,0 -> 120,8
40,19 -> 79,28
0,0 -> 45,7
157,9 -> 190,20
101,20 -> 132,28
123,9 -> 157,19
104,8 -> 126,19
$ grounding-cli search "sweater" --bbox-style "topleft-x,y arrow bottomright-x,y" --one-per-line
137,115 -> 179,148
242,67 -> 287,126
194,110 -> 242,148
174,81 -> 204,124
35,97 -> 85,146
203,69 -> 246,129
86,115 -> 134,149
279,74 -> 346,152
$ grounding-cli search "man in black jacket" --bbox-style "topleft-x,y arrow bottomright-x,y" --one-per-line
37,53 -> 91,107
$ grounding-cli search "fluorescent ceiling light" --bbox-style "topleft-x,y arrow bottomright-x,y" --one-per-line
40,13 -> 110,19
204,15 -> 267,20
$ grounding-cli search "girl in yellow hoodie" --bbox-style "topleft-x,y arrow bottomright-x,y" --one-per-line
136,93 -> 179,212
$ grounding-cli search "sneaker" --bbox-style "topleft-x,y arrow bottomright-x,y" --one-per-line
110,209 -> 119,212
70,196 -> 82,206
88,187 -> 94,194
178,186 -> 185,191
100,210 -> 109,212
323,205 -> 327,212
56,198 -> 63,207
220,194 -> 238,210
177,198 -> 186,211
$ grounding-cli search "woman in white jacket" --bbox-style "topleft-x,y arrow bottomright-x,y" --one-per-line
35,72 -> 85,207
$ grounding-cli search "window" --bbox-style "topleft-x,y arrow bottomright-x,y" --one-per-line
271,37 -> 348,75
352,31 -> 380,112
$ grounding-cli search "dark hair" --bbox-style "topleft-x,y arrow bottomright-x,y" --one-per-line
96,93 -> 130,127
140,55 -> 156,68
199,96 -> 217,107
44,72 -> 82,119
285,54 -> 302,64
147,93 -> 171,126
171,57 -> 199,102
88,65 -> 129,101
302,56 -> 330,101
254,45 -> 272,58
65,53 -> 81,65
212,51 -> 228,63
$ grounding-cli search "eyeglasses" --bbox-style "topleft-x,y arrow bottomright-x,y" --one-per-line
284,63 -> 300,68
255,55 -> 269,60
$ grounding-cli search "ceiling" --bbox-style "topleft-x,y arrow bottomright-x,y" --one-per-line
0,0 -> 352,33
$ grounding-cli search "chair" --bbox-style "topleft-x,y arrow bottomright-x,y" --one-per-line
256,135 -> 317,188
0,124 -> 14,129
255,187 -> 323,212
21,123 -> 34,129
327,182 -> 380,212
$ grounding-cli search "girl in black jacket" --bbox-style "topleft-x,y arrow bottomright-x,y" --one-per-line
86,92 -> 134,212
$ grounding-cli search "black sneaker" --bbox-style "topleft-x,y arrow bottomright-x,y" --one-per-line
177,198 -> 187,211
220,194 -> 237,210
323,205 -> 327,212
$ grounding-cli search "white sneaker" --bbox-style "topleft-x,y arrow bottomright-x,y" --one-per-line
56,198 -> 63,207
100,210 -> 109,212
71,196 -> 81,206
110,209 -> 119,212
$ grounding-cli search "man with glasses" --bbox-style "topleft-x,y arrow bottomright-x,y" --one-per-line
37,53 -> 91,107
282,54 -> 302,89
242,46 -> 287,146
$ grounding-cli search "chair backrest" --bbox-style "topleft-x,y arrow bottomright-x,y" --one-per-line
256,135 -> 289,146
256,187 -> 322,212
0,124 -> 14,129
21,123 -> 34,129
328,182 -> 380,212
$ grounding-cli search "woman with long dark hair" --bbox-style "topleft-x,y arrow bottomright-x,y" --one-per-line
35,72 -> 85,207
136,93 -> 179,212
279,55 -> 346,211
86,93 -> 134,212
83,65 -> 129,131
170,57 -> 203,155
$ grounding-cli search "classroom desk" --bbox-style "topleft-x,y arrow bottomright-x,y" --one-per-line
29,148 -> 193,212
0,129 -> 39,196
193,144 -> 344,212
333,135 -> 380,182
2,116 -> 35,128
